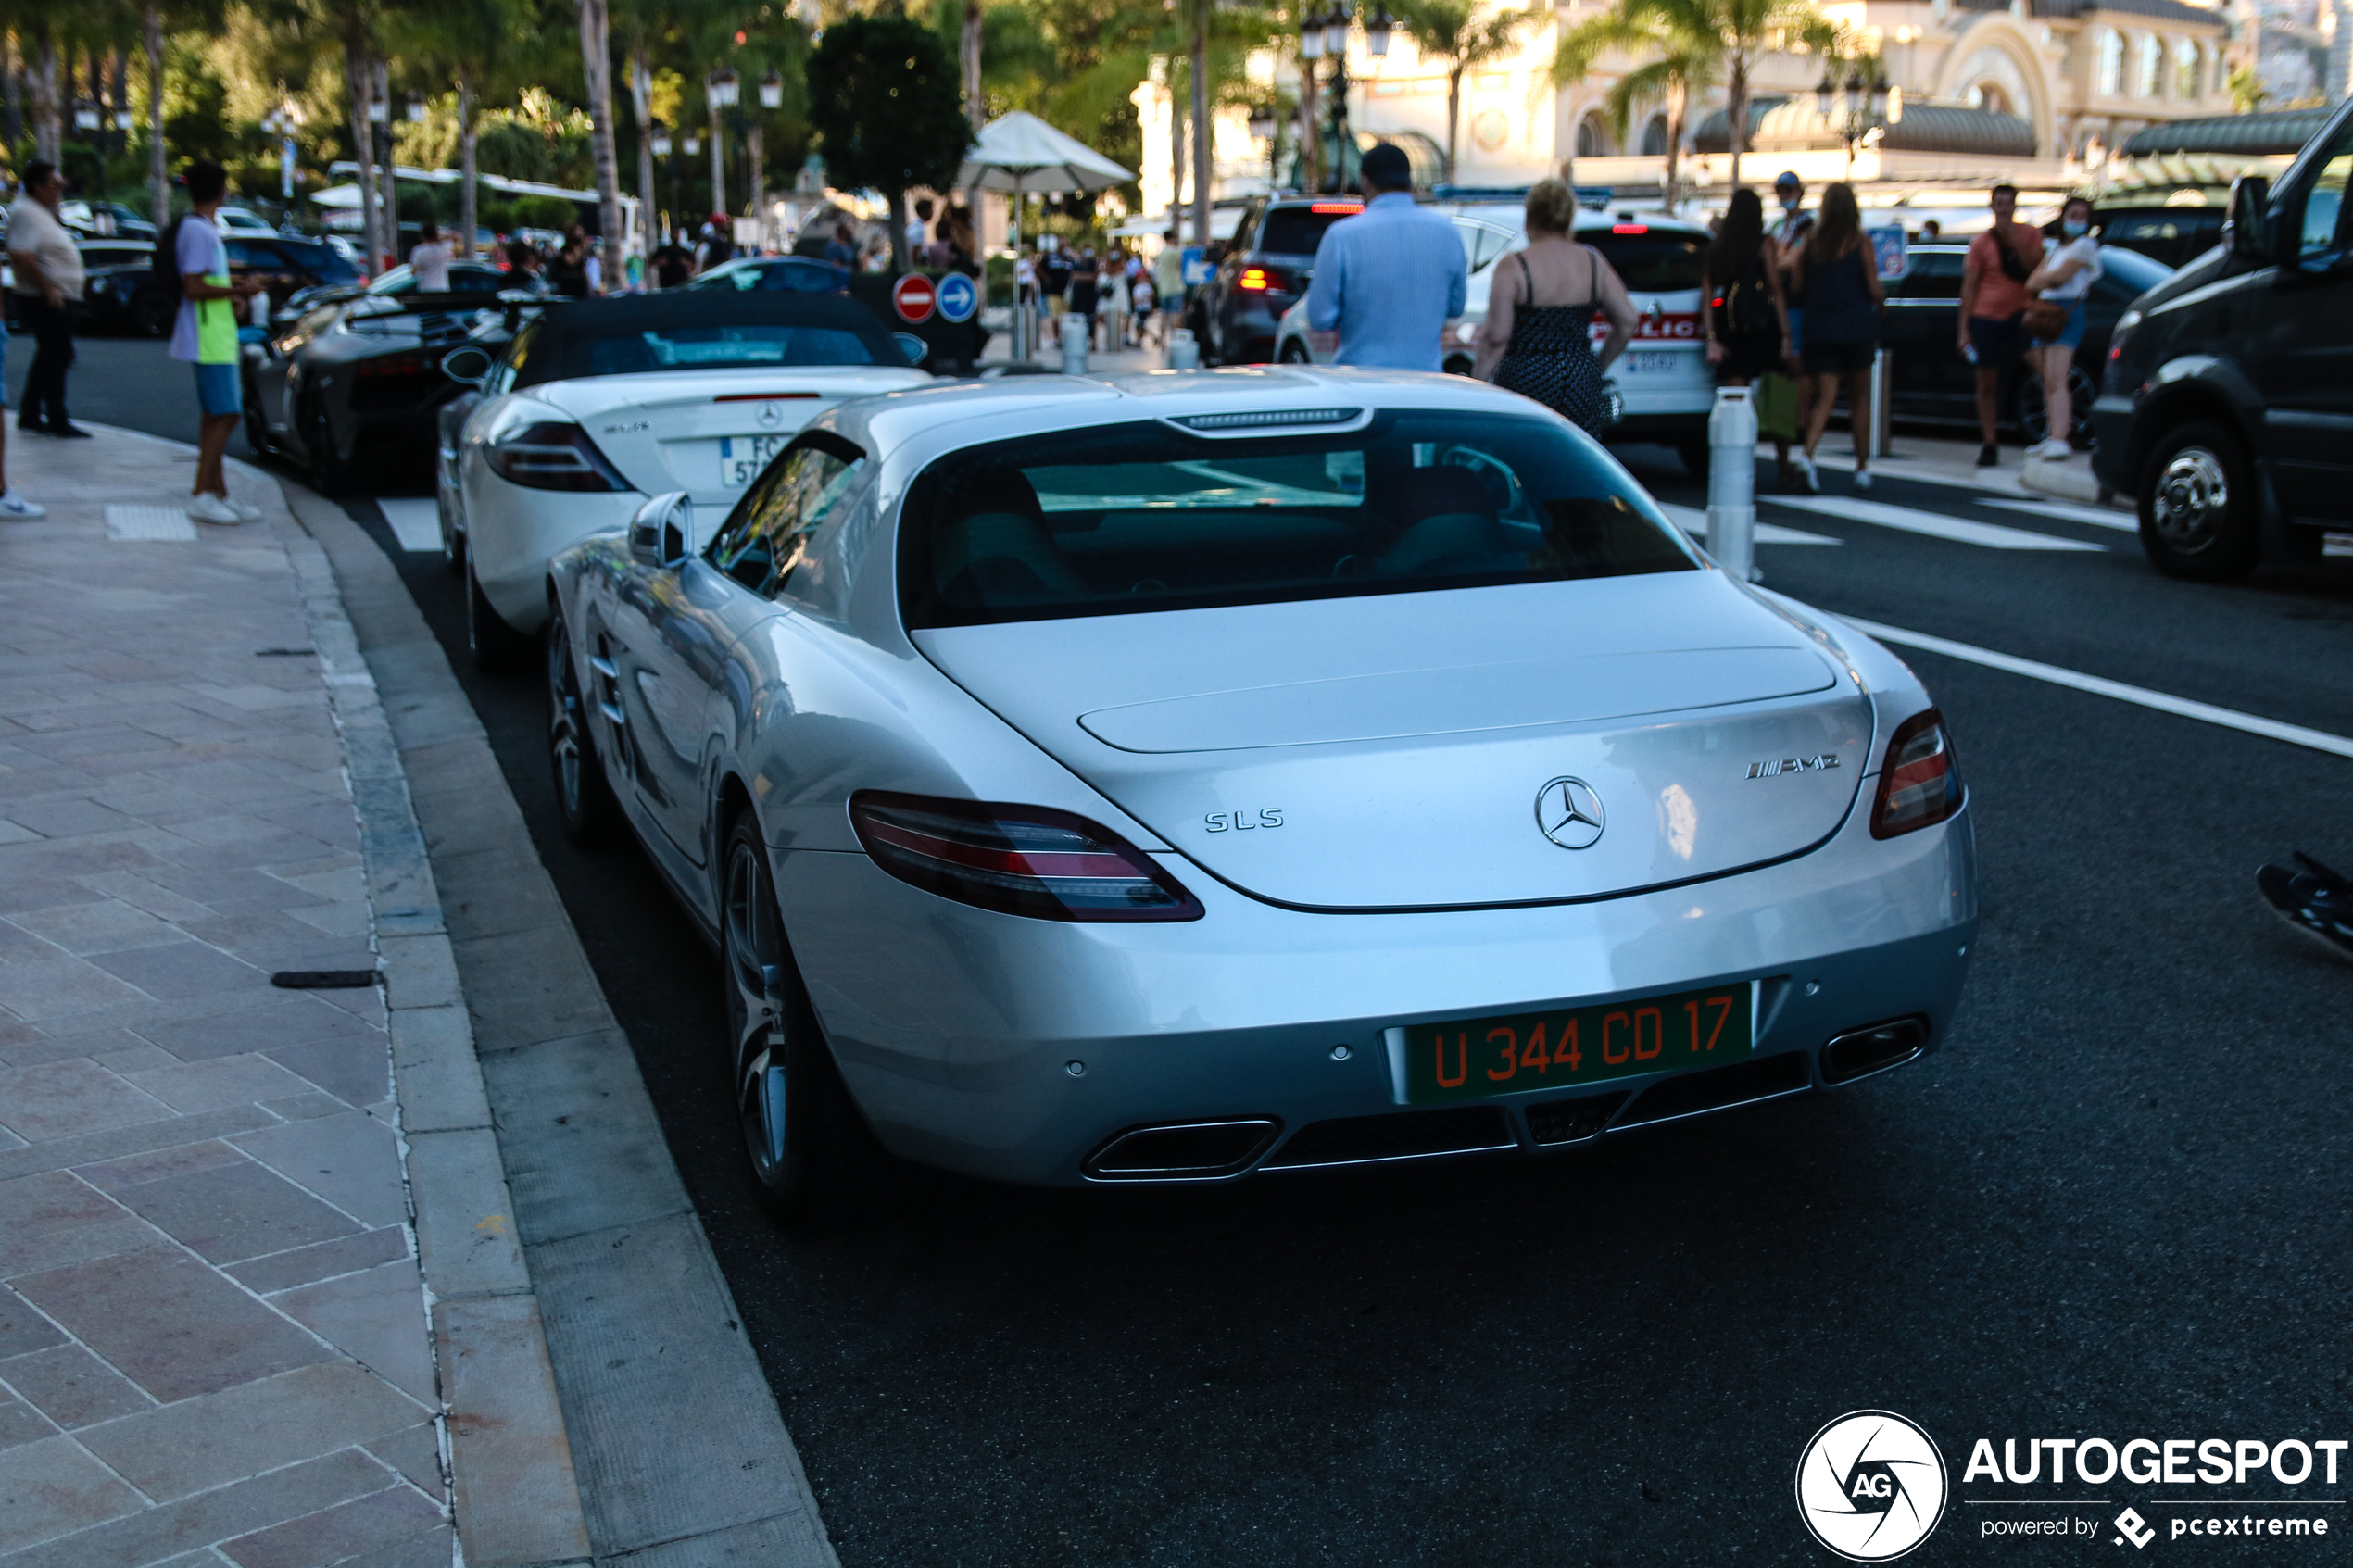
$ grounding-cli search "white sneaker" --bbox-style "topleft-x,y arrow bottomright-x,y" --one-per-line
185,493 -> 243,526
1851,468 -> 1872,491
226,496 -> 263,521
1793,453 -> 1819,494
0,489 -> 44,520
2029,438 -> 2073,460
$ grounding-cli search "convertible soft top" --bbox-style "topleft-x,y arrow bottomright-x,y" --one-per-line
513,292 -> 902,386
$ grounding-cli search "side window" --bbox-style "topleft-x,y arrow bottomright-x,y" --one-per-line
1897,251 -> 1966,300
706,441 -> 866,599
487,320 -> 538,397
2296,132 -> 2353,260
224,241 -> 254,269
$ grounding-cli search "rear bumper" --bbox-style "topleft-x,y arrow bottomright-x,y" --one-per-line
777,794 -> 1976,1186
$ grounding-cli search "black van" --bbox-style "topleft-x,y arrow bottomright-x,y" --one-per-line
2090,95 -> 2353,580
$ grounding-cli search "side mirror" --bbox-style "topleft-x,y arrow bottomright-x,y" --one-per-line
628,491 -> 694,570
2225,175 -> 2271,264
894,332 -> 930,367
440,345 -> 494,387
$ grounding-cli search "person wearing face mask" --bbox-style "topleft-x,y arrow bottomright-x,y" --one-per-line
2023,196 -> 2101,459
1759,172 -> 1813,481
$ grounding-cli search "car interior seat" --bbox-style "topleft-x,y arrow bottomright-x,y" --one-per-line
930,466 -> 1087,606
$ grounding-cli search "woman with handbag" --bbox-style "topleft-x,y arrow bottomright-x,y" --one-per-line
1790,182 -> 1886,493
2023,196 -> 2101,459
1700,188 -> 1797,485
1471,178 -> 1639,437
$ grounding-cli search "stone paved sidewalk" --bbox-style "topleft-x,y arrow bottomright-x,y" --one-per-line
0,432 -> 449,1567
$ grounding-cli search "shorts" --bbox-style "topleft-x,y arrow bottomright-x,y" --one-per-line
1968,312 -> 2030,370
195,362 -> 243,418
1042,292 -> 1066,317
2036,298 -> 2089,351
1783,306 -> 1804,356
1801,340 -> 1875,377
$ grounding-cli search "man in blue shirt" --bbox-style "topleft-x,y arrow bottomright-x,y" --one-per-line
1304,143 -> 1466,372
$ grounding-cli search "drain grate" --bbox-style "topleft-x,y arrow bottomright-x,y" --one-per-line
105,505 -> 198,542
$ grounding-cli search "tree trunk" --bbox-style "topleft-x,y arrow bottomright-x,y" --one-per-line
346,45 -> 378,279
961,0 -> 984,131
707,101 -> 724,219
1726,56 -> 1747,194
1662,81 -> 1684,212
1446,66 -> 1461,180
631,48 -> 657,273
31,26 -> 58,167
1189,6 -> 1210,255
747,122 -> 763,230
458,64 -> 478,259
372,57 -> 392,270
142,6 -> 163,224
1298,65 -> 1316,194
577,0 -> 623,291
1169,62 -> 1185,229
6,34 -> 23,152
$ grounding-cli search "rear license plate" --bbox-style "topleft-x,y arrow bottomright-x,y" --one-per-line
1625,349 -> 1682,376
1386,981 -> 1756,1106
718,433 -> 786,488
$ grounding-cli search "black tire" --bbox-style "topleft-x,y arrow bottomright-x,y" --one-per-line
303,395 -> 348,496
243,391 -> 271,458
721,812 -> 886,1224
1677,436 -> 1713,477
2138,419 -> 2259,582
465,555 -> 532,673
1277,339 -> 1311,364
546,610 -> 621,846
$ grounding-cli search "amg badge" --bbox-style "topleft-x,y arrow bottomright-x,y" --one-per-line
1747,755 -> 1840,779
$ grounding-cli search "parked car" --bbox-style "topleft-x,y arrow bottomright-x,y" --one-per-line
1879,242 -> 2173,445
681,256 -> 850,294
216,207 -> 277,237
1272,209 -> 1720,469
1185,195 -> 1369,365
2091,96 -> 2353,579
241,292 -> 515,496
58,200 -> 156,241
2094,204 -> 2225,270
543,367 -> 1976,1220
5,239 -> 163,335
441,290 -> 928,670
276,253 -> 507,322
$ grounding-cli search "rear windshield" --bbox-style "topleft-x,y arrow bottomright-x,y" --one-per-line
900,410 -> 1696,629
1587,231 -> 1705,293
1259,206 -> 1359,255
579,324 -> 883,376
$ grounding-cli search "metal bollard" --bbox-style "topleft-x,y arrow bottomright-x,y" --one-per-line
1165,327 -> 1201,370
1705,385 -> 1760,583
1061,314 -> 1089,375
1867,348 -> 1894,460
1013,298 -> 1034,362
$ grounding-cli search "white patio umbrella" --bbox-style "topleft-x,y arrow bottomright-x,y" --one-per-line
956,111 -> 1135,360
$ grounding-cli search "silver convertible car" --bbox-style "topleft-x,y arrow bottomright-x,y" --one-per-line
545,367 -> 1977,1220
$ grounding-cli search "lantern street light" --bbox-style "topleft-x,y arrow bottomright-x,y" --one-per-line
406,91 -> 426,122
1364,6 -> 1393,56
1816,64 -> 1893,176
1299,6 -> 1326,61
707,67 -> 740,107
760,70 -> 785,110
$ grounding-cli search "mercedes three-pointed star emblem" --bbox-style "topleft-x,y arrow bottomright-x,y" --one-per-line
757,400 -> 786,428
1534,776 -> 1606,850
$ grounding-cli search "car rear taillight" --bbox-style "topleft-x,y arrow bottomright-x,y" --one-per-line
849,792 -> 1203,922
1239,268 -> 1270,290
484,420 -> 628,492
1870,709 -> 1963,838
1309,203 -> 1363,215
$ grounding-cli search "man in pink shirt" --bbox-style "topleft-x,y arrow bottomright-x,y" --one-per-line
1957,183 -> 2045,468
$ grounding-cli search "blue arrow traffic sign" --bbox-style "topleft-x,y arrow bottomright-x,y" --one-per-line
936,271 -> 978,323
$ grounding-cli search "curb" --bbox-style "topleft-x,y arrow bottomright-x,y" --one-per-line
271,484 -> 595,1565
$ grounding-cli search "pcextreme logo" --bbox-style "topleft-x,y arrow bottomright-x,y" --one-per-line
1797,1410 -> 1951,1562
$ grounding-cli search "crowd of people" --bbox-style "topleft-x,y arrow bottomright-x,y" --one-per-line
1012,232 -> 1162,351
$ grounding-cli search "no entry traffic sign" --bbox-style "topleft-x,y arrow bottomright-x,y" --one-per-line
891,273 -> 937,323
936,272 -> 977,324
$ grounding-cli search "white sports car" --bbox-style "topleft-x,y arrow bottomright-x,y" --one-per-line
440,291 -> 929,667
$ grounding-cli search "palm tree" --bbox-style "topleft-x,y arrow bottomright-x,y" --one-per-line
1396,0 -> 1532,181
576,0 -> 623,278
1554,0 -> 1831,205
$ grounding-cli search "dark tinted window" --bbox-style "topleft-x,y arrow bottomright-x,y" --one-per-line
708,438 -> 866,598
900,411 -> 1696,629
1586,231 -> 1705,292
1896,249 -> 1966,299
1259,206 -> 1360,255
582,324 -> 879,376
447,266 -> 509,292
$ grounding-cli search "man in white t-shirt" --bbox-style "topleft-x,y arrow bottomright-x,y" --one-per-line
409,221 -> 453,290
7,160 -> 87,438
170,160 -> 269,525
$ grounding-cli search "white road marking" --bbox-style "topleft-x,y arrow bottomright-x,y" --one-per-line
105,504 -> 196,542
1660,503 -> 1840,546
1771,495 -> 2107,551
377,498 -> 444,553
1977,497 -> 2138,533
1844,616 -> 2353,760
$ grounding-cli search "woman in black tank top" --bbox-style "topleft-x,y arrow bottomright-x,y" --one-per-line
1470,179 -> 1637,436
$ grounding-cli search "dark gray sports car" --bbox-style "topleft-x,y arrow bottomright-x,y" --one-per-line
241,292 -> 532,493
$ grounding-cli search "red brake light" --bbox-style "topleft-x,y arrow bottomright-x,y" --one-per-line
849,792 -> 1202,922
1612,223 -> 1649,234
1238,268 -> 1270,290
1309,203 -> 1363,214
1870,709 -> 1964,838
484,421 -> 630,493
714,392 -> 821,401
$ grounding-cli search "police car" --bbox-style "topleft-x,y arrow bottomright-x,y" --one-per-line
1273,208 -> 1717,470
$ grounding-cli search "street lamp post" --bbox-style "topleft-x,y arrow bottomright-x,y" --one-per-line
705,67 -> 738,222
650,122 -> 673,244
1298,4 -> 1392,193
1815,67 -> 1892,178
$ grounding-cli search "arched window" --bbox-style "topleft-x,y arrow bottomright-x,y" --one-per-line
1639,115 -> 1669,155
1965,82 -> 2014,116
1575,112 -> 1610,157
2136,33 -> 2164,97
2097,30 -> 2124,97
2176,39 -> 2202,99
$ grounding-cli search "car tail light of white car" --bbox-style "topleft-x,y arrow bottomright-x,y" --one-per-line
485,421 -> 630,492
849,792 -> 1203,922
1870,709 -> 1964,838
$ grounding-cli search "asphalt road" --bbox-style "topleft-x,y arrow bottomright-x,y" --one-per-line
72,336 -> 2353,1564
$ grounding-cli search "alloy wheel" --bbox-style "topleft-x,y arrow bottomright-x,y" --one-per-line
2150,445 -> 2231,550
547,623 -> 586,821
724,834 -> 791,1187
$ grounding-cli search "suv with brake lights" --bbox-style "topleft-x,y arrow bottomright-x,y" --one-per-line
1189,196 -> 1365,365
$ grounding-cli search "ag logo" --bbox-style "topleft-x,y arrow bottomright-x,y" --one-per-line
1796,1410 -> 1949,1562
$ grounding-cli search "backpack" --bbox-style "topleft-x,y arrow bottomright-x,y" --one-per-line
152,214 -> 185,291
1723,267 -> 1778,339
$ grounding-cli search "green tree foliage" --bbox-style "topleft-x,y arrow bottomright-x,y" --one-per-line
806,13 -> 972,270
